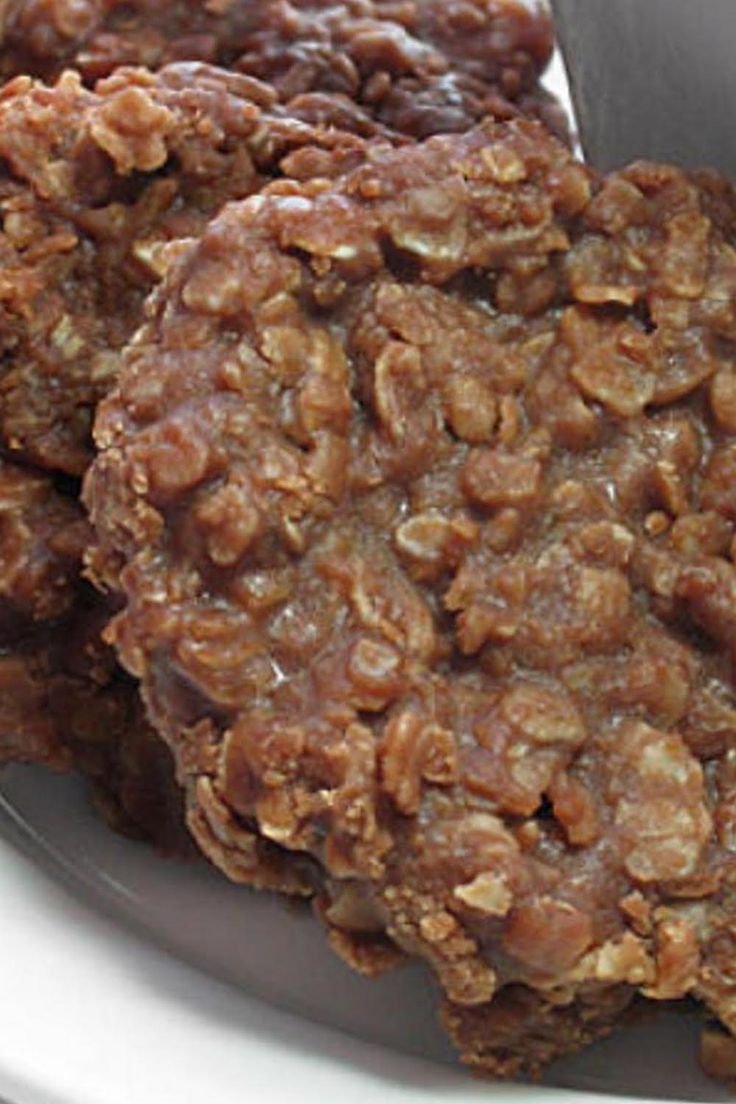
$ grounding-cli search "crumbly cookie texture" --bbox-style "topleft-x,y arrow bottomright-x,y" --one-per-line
87,117 -> 736,1074
0,0 -> 567,139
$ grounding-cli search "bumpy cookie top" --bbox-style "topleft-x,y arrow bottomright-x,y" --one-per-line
87,116 -> 736,1071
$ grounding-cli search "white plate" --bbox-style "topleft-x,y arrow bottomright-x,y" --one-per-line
0,766 -> 729,1104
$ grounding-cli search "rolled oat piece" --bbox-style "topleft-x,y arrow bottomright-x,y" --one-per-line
86,117 -> 736,1072
0,0 -> 568,140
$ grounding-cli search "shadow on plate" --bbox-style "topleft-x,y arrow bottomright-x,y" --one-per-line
0,765 -> 728,1103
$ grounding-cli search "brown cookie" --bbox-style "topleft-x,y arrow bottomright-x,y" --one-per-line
88,118 -> 736,1071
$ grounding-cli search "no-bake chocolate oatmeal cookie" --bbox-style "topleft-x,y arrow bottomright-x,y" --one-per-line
87,117 -> 736,1075
0,7 -> 567,842
0,0 -> 567,139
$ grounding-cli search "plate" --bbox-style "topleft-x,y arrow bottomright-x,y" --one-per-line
0,766 -> 729,1104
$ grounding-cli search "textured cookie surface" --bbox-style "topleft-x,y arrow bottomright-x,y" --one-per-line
0,0 -> 566,139
87,118 -> 736,1072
